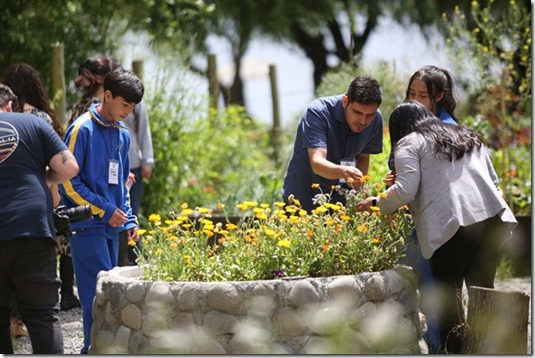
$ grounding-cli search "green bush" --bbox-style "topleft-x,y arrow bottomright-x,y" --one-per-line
142,77 -> 283,219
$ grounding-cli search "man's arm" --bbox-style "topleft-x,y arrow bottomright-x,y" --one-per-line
46,149 -> 79,184
356,153 -> 370,175
308,147 -> 364,183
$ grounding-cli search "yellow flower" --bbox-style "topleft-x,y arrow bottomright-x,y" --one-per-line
236,203 -> 249,211
181,208 -> 193,216
128,239 -> 136,247
137,229 -> 147,235
155,248 -> 162,255
243,201 -> 258,207
226,223 -> 238,230
379,192 -> 387,198
357,225 -> 368,233
203,230 -> 215,237
197,207 -> 211,214
148,213 -> 161,223
312,206 -> 328,215
170,242 -> 178,249
256,213 -> 268,220
264,228 -> 275,236
216,202 -> 225,210
277,239 -> 291,248
306,229 -> 314,237
311,183 -> 320,189
372,237 -> 381,245
340,215 -> 350,221
274,201 -> 286,208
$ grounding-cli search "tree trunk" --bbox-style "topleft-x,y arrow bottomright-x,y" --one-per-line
462,286 -> 529,354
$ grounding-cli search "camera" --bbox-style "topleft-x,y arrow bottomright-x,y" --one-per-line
54,204 -> 92,238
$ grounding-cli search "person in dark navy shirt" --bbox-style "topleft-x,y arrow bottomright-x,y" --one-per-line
0,83 -> 78,354
282,75 -> 383,212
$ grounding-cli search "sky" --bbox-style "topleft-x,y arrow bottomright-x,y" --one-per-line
120,15 -> 453,128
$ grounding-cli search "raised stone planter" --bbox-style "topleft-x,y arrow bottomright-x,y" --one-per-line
90,265 -> 427,354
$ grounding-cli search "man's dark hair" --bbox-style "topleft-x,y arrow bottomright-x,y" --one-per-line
104,67 -> 144,104
346,75 -> 382,106
0,83 -> 19,110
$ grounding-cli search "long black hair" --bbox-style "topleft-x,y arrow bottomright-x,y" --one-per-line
389,101 -> 482,161
405,65 -> 458,122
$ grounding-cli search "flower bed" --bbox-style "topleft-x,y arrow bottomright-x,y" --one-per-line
134,180 -> 414,282
90,265 -> 427,354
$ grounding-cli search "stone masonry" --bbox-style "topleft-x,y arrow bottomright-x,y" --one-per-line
90,265 -> 427,354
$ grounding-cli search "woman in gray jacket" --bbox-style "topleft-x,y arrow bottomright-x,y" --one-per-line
357,101 -> 517,353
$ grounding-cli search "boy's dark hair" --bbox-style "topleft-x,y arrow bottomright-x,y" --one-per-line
346,75 -> 382,106
104,67 -> 144,104
0,83 -> 19,110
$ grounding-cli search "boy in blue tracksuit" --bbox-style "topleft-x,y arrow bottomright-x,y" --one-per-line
59,68 -> 144,354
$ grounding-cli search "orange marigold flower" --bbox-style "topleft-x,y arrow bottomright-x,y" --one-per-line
311,183 -> 320,189
357,225 -> 368,233
321,244 -> 329,252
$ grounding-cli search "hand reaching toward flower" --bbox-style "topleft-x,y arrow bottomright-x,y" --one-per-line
383,170 -> 396,187
355,196 -> 376,212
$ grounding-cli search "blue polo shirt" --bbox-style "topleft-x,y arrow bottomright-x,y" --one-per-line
282,95 -> 383,212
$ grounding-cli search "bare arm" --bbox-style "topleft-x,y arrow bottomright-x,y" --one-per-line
356,153 -> 370,176
49,182 -> 61,207
46,150 -> 79,184
308,147 -> 363,183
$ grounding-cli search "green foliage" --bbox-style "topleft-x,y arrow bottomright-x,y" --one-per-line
444,1 -> 531,215
141,72 -> 282,219
494,257 -> 514,280
138,179 -> 413,282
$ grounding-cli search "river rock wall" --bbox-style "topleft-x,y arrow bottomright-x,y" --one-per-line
90,265 -> 427,354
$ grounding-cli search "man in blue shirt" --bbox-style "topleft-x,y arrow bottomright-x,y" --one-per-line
282,75 -> 383,212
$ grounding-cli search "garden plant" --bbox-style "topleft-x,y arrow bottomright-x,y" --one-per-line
135,177 -> 414,282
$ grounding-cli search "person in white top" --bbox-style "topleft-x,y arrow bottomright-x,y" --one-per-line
357,101 -> 517,354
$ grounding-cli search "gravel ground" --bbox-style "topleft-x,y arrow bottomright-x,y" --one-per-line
12,277 -> 532,354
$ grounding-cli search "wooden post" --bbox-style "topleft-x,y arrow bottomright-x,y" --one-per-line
269,64 -> 281,167
207,54 -> 219,111
132,60 -> 144,80
462,286 -> 530,354
51,42 -> 67,129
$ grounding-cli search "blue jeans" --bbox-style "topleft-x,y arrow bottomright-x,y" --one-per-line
399,230 -> 442,354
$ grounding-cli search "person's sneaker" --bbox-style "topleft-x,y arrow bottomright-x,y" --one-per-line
60,292 -> 81,311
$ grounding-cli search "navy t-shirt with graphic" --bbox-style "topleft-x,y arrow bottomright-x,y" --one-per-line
0,112 -> 67,242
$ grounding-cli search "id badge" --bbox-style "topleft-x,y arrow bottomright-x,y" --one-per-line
339,159 -> 356,184
109,160 -> 119,185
